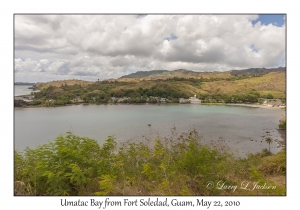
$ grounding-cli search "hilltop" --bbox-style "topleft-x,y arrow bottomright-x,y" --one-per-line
119,69 -> 231,80
230,67 -> 286,75
116,67 -> 286,98
120,70 -> 169,78
119,67 -> 286,80
34,79 -> 94,89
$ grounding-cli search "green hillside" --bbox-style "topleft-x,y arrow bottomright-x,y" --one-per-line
17,68 -> 286,107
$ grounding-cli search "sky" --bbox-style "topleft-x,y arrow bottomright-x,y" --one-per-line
14,14 -> 286,82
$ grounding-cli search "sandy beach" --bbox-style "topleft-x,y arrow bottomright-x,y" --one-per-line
225,103 -> 286,110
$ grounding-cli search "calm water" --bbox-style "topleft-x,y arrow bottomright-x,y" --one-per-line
14,104 -> 285,156
14,85 -> 33,96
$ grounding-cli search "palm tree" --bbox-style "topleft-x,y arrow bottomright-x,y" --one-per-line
265,137 -> 273,152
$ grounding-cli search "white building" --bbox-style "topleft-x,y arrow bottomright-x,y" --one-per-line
189,95 -> 201,104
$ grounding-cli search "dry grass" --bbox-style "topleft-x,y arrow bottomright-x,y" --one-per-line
35,79 -> 94,88
200,72 -> 286,97
116,71 -> 286,98
258,151 -> 286,175
14,181 -> 34,196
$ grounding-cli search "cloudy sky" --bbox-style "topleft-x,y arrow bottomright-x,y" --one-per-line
14,14 -> 285,82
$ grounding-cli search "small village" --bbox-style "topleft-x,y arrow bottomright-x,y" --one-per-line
14,90 -> 285,107
14,94 -> 202,105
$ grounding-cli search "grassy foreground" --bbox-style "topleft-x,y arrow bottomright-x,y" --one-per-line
14,130 -> 286,196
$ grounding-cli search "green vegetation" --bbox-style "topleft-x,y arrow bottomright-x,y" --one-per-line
25,70 -> 285,107
14,131 -> 286,196
278,119 -> 286,130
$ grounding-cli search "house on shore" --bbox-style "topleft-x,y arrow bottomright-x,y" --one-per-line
189,95 -> 201,104
117,97 -> 130,102
160,98 -> 167,103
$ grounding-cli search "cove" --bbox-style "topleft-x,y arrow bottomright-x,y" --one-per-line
14,104 -> 285,156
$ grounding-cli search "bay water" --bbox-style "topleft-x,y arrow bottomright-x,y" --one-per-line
14,103 -> 285,157
14,85 -> 34,96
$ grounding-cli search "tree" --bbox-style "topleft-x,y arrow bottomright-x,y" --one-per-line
264,94 -> 274,99
265,137 -> 273,152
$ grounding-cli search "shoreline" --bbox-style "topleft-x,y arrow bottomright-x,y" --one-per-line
14,102 -> 287,110
225,103 -> 286,110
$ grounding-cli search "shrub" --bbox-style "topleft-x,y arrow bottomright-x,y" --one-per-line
278,119 -> 286,130
14,131 -> 286,196
258,151 -> 286,175
14,132 -> 106,195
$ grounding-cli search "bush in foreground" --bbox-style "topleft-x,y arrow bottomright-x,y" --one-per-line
14,131 -> 286,196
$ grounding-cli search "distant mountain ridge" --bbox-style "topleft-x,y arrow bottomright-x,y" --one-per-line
230,67 -> 286,75
14,82 -> 35,85
120,70 -> 169,78
120,67 -> 286,79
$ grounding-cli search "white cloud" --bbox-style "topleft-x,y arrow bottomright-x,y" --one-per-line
14,15 -> 285,82
15,58 -> 40,72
